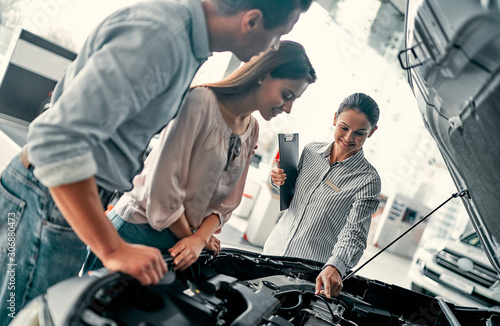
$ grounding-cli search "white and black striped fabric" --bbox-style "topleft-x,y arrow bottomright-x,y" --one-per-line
263,142 -> 381,277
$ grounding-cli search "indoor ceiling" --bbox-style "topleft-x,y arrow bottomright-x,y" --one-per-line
316,0 -> 407,16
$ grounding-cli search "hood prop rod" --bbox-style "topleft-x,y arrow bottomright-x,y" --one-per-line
342,190 -> 470,282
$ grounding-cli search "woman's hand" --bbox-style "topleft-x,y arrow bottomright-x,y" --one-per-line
205,235 -> 221,256
315,265 -> 343,298
168,234 -> 206,271
271,166 -> 287,186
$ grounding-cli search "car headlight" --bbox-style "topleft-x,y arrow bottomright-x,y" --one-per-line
422,238 -> 447,254
415,258 -> 426,273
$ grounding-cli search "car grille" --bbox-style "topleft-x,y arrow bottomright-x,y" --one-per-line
422,267 -> 499,307
435,248 -> 499,288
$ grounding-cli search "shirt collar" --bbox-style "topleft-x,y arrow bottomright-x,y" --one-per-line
319,141 -> 365,166
319,142 -> 333,158
185,0 -> 212,60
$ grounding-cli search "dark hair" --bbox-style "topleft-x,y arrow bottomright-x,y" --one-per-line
338,93 -> 380,128
213,0 -> 313,29
201,40 -> 316,99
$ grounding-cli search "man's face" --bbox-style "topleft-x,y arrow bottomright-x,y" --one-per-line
234,9 -> 302,62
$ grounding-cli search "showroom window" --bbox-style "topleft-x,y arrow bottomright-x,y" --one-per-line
0,0 -> 30,65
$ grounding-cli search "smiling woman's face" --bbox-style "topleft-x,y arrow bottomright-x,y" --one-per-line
333,109 -> 377,156
254,77 -> 310,121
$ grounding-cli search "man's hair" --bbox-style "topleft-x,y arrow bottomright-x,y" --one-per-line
200,40 -> 316,99
213,0 -> 313,29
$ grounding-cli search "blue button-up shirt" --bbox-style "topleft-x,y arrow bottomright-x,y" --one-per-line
27,0 -> 211,191
264,142 -> 381,277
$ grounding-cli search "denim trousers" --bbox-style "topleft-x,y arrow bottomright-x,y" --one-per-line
81,209 -> 179,273
0,154 -> 88,325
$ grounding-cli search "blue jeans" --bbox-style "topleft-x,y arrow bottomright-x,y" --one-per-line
82,209 -> 179,273
0,154 -> 88,326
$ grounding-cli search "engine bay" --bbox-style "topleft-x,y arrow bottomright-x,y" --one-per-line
50,250 -> 499,326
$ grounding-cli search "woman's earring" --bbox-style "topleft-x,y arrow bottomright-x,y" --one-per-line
258,79 -> 262,85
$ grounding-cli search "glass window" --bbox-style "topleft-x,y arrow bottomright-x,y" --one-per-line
0,0 -> 30,65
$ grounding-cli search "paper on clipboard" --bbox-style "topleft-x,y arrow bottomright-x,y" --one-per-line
278,133 -> 299,210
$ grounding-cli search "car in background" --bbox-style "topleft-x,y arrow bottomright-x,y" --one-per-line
410,231 -> 500,308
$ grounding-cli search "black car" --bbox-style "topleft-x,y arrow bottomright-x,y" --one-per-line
11,0 -> 500,325
11,249 -> 500,326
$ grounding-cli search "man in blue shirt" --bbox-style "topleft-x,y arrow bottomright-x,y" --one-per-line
0,0 -> 313,322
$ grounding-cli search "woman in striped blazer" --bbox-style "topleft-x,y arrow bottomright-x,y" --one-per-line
265,93 -> 381,299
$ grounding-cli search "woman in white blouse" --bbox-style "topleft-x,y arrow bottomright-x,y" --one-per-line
83,41 -> 316,273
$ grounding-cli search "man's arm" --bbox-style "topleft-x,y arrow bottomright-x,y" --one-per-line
49,176 -> 167,285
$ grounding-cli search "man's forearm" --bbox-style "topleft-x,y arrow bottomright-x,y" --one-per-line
48,176 -> 124,259
50,176 -> 168,285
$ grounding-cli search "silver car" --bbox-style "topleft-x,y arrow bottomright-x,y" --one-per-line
10,0 -> 500,325
410,231 -> 500,308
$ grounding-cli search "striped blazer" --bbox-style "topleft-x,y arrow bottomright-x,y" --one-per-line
263,141 -> 381,277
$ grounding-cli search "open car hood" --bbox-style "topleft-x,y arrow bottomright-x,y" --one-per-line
13,249 -> 500,326
401,0 -> 500,273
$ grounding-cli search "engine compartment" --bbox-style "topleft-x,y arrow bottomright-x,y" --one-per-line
55,250 -> 499,326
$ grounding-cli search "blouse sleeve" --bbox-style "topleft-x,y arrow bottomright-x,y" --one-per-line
211,121 -> 260,232
325,175 -> 381,277
143,89 -> 209,231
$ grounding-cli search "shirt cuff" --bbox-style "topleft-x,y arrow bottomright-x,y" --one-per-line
33,152 -> 97,187
148,204 -> 185,232
324,256 -> 347,278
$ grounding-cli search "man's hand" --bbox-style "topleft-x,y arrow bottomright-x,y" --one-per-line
315,265 -> 343,298
101,242 -> 167,285
205,235 -> 221,256
49,176 -> 167,286
168,234 -> 206,271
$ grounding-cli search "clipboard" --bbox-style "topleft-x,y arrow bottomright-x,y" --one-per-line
278,133 -> 299,210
